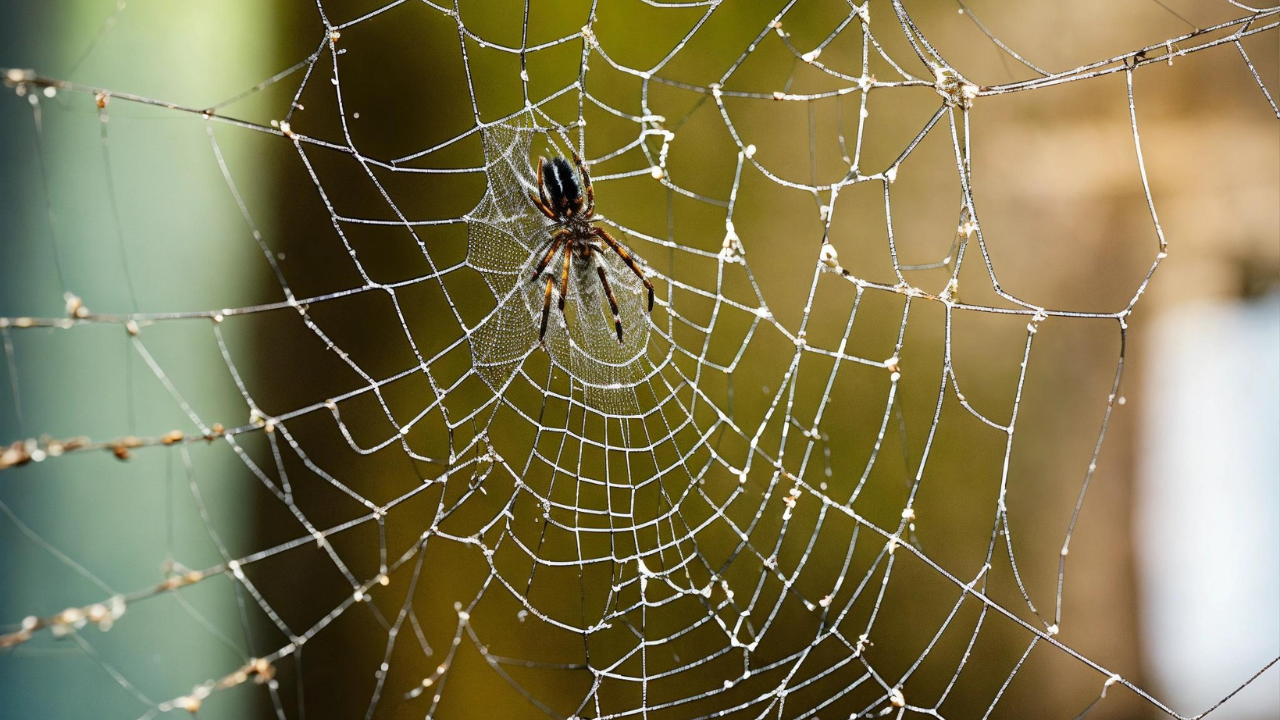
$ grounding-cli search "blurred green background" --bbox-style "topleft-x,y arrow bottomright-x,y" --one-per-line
0,1 -> 1275,719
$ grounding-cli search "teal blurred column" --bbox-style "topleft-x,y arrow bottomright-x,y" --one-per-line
1,2 -> 276,718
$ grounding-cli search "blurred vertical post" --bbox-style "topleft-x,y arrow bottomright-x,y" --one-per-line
0,2 -> 273,718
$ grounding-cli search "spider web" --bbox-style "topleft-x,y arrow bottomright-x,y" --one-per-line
1,1 -> 1278,719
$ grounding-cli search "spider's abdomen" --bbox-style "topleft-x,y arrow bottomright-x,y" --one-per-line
544,156 -> 581,210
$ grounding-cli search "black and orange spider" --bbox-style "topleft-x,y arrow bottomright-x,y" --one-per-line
528,153 -> 654,343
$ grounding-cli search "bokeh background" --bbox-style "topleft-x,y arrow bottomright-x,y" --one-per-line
0,1 -> 1276,719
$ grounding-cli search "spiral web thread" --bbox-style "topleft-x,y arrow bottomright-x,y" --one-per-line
1,1 -> 1278,719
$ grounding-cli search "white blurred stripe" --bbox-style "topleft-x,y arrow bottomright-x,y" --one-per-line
1138,293 -> 1280,719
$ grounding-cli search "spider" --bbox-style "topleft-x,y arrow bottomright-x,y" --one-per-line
528,152 -> 654,343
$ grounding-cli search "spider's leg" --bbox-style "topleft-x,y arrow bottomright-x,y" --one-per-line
592,227 -> 654,312
530,234 -> 565,282
558,243 -> 572,312
529,192 -> 557,220
539,274 -> 555,342
573,152 -> 594,216
536,156 -> 553,208
595,262 -> 624,343
529,156 -> 557,219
